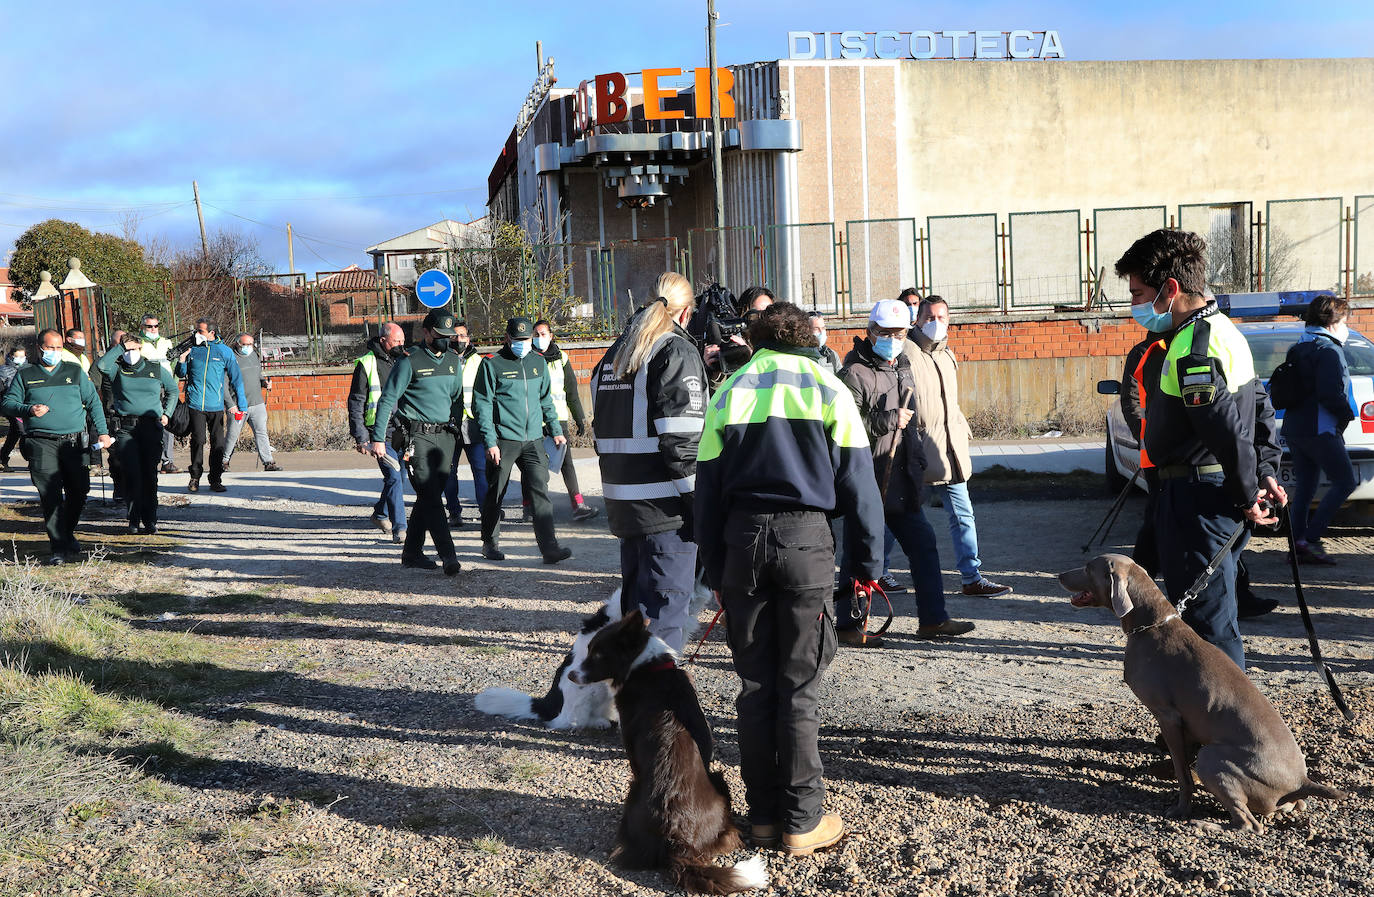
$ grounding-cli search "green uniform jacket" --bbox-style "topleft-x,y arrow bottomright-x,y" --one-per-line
95,346 -> 178,419
0,360 -> 107,437
369,344 -> 464,442
473,346 -> 560,445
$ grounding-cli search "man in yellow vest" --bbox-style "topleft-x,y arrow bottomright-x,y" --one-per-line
532,319 -> 598,521
348,322 -> 408,541
444,320 -> 488,528
136,314 -> 180,474
59,329 -> 91,373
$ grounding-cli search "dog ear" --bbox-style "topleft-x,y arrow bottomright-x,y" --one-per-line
1105,558 -> 1135,619
623,608 -> 645,628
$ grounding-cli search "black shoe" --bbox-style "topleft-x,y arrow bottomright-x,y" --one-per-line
64,539 -> 82,556
188,478 -> 199,493
1238,598 -> 1280,619
210,482 -> 227,493
402,555 -> 438,570
542,546 -> 573,565
145,524 -> 158,536
161,462 -> 180,474
44,553 -> 65,567
128,523 -> 139,535
448,514 -> 465,530
263,462 -> 282,472
441,557 -> 462,576
482,542 -> 506,561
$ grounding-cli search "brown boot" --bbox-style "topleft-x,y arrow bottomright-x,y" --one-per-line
782,814 -> 845,856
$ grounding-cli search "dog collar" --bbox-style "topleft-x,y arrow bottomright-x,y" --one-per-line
1126,612 -> 1179,636
644,659 -> 676,672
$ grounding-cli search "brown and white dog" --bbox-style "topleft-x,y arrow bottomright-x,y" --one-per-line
568,609 -> 767,894
1060,553 -> 1345,832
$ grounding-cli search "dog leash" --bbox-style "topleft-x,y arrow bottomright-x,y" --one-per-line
686,594 -> 725,665
850,579 -> 894,643
1175,514 -> 1253,619
1281,505 -> 1355,721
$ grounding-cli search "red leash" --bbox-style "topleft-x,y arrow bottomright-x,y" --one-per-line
687,593 -> 725,665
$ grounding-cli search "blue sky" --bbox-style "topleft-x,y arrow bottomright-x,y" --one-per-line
3,0 -> 1370,274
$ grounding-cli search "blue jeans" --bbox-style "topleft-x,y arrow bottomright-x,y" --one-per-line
620,528 -> 698,653
1288,432 -> 1357,544
840,508 -> 948,629
445,439 -> 488,519
881,481 -> 982,584
373,443 -> 409,530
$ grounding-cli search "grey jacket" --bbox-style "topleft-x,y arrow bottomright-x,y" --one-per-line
224,348 -> 268,408
839,337 -> 927,514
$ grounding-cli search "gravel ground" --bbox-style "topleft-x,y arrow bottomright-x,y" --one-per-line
3,459 -> 1372,896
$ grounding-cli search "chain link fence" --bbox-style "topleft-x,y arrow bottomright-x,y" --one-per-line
926,214 -> 999,310
687,226 -> 760,294
1177,202 -> 1253,293
1008,210 -> 1081,310
764,223 -> 837,312
1093,206 -> 1167,304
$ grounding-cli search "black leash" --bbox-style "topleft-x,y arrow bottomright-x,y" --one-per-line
1281,505 -> 1356,721
1175,515 -> 1252,617
1082,467 -> 1141,553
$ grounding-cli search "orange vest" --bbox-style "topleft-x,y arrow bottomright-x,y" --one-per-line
1133,339 -> 1166,469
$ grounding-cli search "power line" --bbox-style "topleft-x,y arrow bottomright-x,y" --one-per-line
201,201 -> 360,252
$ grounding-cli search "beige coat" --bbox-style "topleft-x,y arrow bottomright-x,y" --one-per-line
902,330 -> 973,484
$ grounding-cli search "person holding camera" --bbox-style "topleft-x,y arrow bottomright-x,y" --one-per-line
369,311 -> 464,576
96,334 -> 177,534
176,319 -> 247,494
1,329 -> 112,564
592,273 -> 706,652
701,286 -> 773,387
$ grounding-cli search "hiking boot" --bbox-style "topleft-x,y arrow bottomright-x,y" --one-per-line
543,546 -> 573,565
1238,598 -> 1280,619
448,513 -> 465,530
877,573 -> 905,593
392,529 -> 406,545
187,478 -> 199,493
402,555 -> 438,570
161,462 -> 179,474
836,628 -> 884,648
210,482 -> 227,493
750,823 -> 781,849
916,619 -> 976,639
482,542 -> 506,561
1295,542 -> 1336,565
371,515 -> 393,534
572,502 -> 600,522
263,462 -> 282,472
782,814 -> 845,856
962,577 -> 1012,596
441,557 -> 463,577
44,552 -> 65,567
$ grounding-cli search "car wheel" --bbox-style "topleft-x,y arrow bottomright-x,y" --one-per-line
1105,440 -> 1129,494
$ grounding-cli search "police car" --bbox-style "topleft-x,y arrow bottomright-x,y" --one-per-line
1102,292 -> 1374,500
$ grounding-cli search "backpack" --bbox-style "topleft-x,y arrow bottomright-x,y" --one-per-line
166,399 -> 191,439
1267,341 -> 1314,411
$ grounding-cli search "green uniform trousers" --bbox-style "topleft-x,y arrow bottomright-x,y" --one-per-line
398,428 -> 458,562
481,438 -> 557,554
114,418 -> 163,530
21,434 -> 90,553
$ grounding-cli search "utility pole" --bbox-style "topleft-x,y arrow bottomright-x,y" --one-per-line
192,180 -> 209,259
286,223 -> 295,274
707,0 -> 726,283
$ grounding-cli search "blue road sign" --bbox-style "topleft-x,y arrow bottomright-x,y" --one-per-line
415,268 -> 453,309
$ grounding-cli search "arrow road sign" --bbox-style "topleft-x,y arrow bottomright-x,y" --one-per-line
415,268 -> 453,309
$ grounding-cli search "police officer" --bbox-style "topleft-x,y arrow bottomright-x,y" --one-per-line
369,311 -> 463,576
96,334 -> 177,534
1115,229 -> 1285,670
444,320 -> 487,528
350,322 -> 408,541
0,328 -> 112,564
696,302 -> 885,856
472,316 -> 571,565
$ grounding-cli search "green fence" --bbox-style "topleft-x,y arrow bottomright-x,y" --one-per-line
1266,197 -> 1343,292
1356,195 -> 1374,294
1177,201 -> 1253,293
765,223 -> 838,312
1007,209 -> 1082,310
844,218 -> 915,314
926,213 -> 999,310
687,226 -> 760,293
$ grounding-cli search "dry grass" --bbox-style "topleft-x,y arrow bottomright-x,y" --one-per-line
231,408 -> 355,453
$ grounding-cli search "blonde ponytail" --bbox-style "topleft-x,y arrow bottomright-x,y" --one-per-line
613,272 -> 694,379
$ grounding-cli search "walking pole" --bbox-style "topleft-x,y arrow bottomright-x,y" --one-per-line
854,385 -> 913,643
1082,467 -> 1141,553
1281,504 -> 1355,721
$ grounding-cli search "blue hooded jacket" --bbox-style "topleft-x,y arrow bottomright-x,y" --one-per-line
177,339 -> 247,412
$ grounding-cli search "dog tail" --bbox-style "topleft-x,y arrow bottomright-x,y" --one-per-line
474,687 -> 538,721
1281,778 -> 1348,804
671,854 -> 768,895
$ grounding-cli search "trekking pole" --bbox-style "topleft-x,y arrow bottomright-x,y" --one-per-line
1081,467 -> 1141,553
877,386 -> 914,500
1281,504 -> 1355,721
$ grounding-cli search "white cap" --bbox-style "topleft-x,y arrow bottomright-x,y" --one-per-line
868,299 -> 910,329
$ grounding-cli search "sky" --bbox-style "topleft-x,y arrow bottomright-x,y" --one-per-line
2,0 -> 1370,275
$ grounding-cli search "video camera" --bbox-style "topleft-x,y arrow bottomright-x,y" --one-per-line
688,283 -> 753,374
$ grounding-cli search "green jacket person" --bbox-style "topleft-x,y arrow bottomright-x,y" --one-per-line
0,328 -> 112,563
96,337 -> 178,535
369,310 -> 464,576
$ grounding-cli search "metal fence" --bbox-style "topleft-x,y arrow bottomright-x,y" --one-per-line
925,214 -> 999,310
1266,197 -> 1343,292
763,223 -> 837,312
1008,210 -> 1081,309
687,226 -> 760,294
1357,195 -> 1374,294
844,218 -> 916,313
1093,206 -> 1168,303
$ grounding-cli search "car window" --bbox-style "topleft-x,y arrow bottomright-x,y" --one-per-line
1241,329 -> 1374,379
1343,335 -> 1374,376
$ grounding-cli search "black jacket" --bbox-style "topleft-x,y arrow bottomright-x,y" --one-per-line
592,322 -> 707,538
348,337 -> 398,444
839,338 -> 927,514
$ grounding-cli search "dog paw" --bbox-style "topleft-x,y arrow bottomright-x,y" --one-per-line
586,718 -> 615,730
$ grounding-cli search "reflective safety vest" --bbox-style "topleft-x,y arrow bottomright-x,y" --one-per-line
547,355 -> 570,422
140,335 -> 174,374
356,353 -> 382,426
1132,339 -> 1165,469
461,352 -> 482,420
59,348 -> 90,373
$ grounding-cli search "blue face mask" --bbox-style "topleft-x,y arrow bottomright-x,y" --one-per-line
1131,286 -> 1176,332
511,339 -> 532,358
40,349 -> 60,367
872,336 -> 902,361
238,345 -> 253,356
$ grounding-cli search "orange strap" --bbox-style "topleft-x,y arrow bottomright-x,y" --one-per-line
1132,340 -> 1165,469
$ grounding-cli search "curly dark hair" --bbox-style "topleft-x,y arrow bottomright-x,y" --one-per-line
1114,229 -> 1209,296
1304,293 -> 1349,328
749,302 -> 814,348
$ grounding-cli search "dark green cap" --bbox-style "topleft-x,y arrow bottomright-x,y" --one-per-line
423,311 -> 457,336
506,317 -> 534,339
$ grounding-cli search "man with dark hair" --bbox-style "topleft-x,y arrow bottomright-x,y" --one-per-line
1115,228 -> 1285,670
176,319 -> 247,493
809,311 -> 841,373
697,301 -> 884,856
444,320 -> 487,527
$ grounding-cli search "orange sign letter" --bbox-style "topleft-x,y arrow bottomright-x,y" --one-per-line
694,67 -> 736,119
643,68 -> 685,120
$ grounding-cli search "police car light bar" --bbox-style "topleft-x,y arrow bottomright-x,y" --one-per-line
1214,290 -> 1329,318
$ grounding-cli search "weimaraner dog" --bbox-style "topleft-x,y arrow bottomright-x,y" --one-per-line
1059,553 -> 1345,832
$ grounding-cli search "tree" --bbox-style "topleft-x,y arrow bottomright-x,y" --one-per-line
169,226 -> 274,336
451,220 -> 572,338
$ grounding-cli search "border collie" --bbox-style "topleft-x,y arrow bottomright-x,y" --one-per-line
568,609 -> 767,895
475,590 -> 623,730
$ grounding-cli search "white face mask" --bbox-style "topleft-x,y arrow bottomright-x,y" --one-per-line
71,337 -> 86,348
11,355 -> 25,367
1330,321 -> 1350,344
194,332 -> 207,345
123,349 -> 141,365
533,335 -> 551,352
815,330 -> 827,347
921,319 -> 949,342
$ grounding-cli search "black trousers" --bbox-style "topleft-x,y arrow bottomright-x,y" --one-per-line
400,429 -> 458,562
22,435 -> 90,553
187,408 -> 225,484
115,418 -> 163,528
481,439 -> 557,554
2,415 -> 25,464
720,509 -> 837,834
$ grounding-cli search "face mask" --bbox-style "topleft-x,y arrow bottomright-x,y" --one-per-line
388,344 -> 406,358
143,330 -> 158,341
238,345 -> 253,356
70,338 -> 85,348
872,336 -> 902,361
11,356 -> 24,367
1131,286 -> 1176,332
452,339 -> 469,355
815,330 -> 827,347
430,337 -> 451,354
511,339 -> 532,359
1329,322 -> 1350,344
909,305 -> 920,323
533,335 -> 551,352
41,349 -> 60,367
921,319 -> 948,342
194,332 -> 207,345
123,350 -> 141,365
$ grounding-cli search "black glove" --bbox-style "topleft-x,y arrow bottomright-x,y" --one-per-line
678,494 -> 696,543
575,420 -> 586,437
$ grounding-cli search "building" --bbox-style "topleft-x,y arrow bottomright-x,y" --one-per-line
0,267 -> 34,326
490,49 -> 1374,320
366,218 -> 484,286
